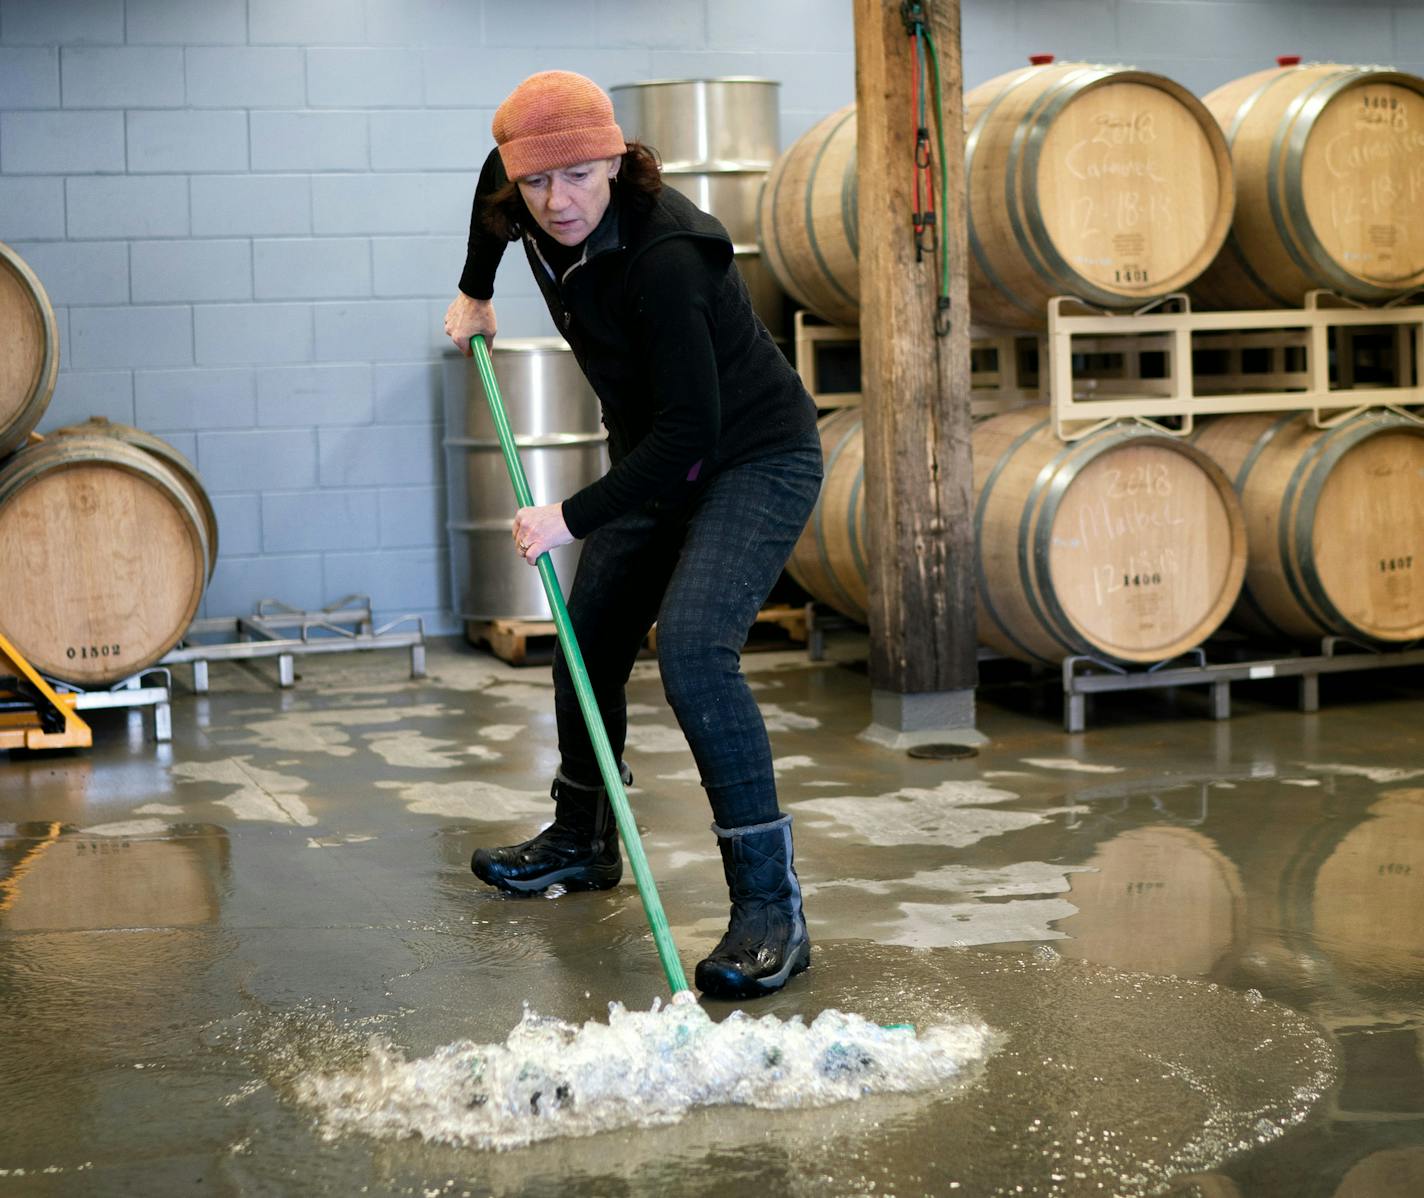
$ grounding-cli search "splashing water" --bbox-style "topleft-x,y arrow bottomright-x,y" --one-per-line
294,992 -> 994,1151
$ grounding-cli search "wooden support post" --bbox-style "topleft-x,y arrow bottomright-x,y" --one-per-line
853,0 -> 980,746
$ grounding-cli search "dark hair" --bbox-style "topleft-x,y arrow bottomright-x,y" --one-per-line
480,141 -> 663,242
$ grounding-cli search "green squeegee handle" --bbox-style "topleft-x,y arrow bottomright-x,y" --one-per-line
470,335 -> 690,997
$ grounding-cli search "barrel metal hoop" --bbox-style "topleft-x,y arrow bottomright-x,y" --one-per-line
443,433 -> 607,450
1210,71 -> 1304,307
1032,423 -> 1159,659
814,412 -> 868,619
1202,71 -> 1303,307
846,463 -> 869,585
1022,68 -> 1162,308
966,67 -> 1047,320
1284,71 -> 1424,300
973,417 -> 1057,664
1230,411 -> 1299,492
841,146 -> 860,261
1002,64 -> 1110,301
1225,70 -> 1297,145
1013,424 -> 1087,658
1295,413 -> 1420,639
803,107 -> 860,315
766,123 -> 825,313
1201,410 -> 1304,641
1268,70 -> 1355,295
447,519 -> 521,533
1218,413 -> 1302,639
1273,417 -> 1344,636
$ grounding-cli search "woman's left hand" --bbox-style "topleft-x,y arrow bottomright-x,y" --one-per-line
512,503 -> 574,565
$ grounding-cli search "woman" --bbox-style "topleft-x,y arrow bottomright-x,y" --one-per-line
443,70 -> 822,1000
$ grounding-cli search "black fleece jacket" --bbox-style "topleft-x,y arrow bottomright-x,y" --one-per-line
458,148 -> 817,538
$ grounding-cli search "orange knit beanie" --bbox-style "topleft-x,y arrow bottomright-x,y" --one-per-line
492,71 -> 626,179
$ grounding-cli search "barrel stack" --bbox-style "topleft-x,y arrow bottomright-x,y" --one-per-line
0,244 -> 217,688
612,78 -> 788,340
774,60 -> 1248,664
1186,59 -> 1424,648
757,57 -> 1236,331
779,56 -> 1424,678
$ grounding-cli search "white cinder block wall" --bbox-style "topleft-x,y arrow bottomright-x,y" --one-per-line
1,0 -> 1420,632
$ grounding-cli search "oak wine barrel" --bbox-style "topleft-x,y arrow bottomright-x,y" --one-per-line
0,242 -> 59,458
0,435 -> 210,686
51,416 -> 219,580
974,405 -> 1247,664
1193,62 -> 1424,309
785,407 -> 867,622
757,105 -> 860,328
1191,410 -> 1424,643
966,59 -> 1234,329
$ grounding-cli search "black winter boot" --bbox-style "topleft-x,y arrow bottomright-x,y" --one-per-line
694,815 -> 811,999
470,766 -> 629,894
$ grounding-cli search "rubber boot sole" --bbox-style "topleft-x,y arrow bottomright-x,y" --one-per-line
694,936 -> 811,999
471,851 -> 621,894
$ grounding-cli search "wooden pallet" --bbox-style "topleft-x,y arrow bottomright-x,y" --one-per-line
466,617 -> 559,666
469,604 -> 810,667
645,603 -> 809,655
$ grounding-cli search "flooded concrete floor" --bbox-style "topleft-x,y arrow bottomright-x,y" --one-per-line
1,634 -> 1422,1197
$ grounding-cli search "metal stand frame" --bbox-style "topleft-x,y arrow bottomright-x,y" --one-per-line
792,310 -> 1042,417
1062,637 -> 1424,734
1042,290 -> 1424,439
160,595 -> 427,693
51,668 -> 174,743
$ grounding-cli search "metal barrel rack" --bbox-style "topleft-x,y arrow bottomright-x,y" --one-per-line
160,595 -> 427,693
1062,637 -> 1424,734
50,668 -> 175,744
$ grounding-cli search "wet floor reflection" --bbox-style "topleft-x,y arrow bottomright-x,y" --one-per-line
173,946 -> 1337,1198
1,643 -> 1422,1195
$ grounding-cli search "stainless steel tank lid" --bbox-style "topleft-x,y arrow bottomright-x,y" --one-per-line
484,337 -> 575,353
610,77 -> 781,89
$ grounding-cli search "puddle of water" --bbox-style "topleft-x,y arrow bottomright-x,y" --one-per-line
374,779 -> 549,821
1020,758 -> 1124,774
171,758 -> 315,827
795,780 -> 1042,847
363,730 -> 466,770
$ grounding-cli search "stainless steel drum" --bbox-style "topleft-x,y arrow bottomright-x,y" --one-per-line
444,339 -> 608,622
613,77 -> 788,339
663,172 -> 764,244
611,77 -> 780,170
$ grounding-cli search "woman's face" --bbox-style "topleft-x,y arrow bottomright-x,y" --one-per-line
516,158 -> 620,247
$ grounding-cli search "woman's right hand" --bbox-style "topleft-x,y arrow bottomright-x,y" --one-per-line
444,293 -> 497,356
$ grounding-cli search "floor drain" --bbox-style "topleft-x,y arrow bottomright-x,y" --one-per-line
907,742 -> 979,761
